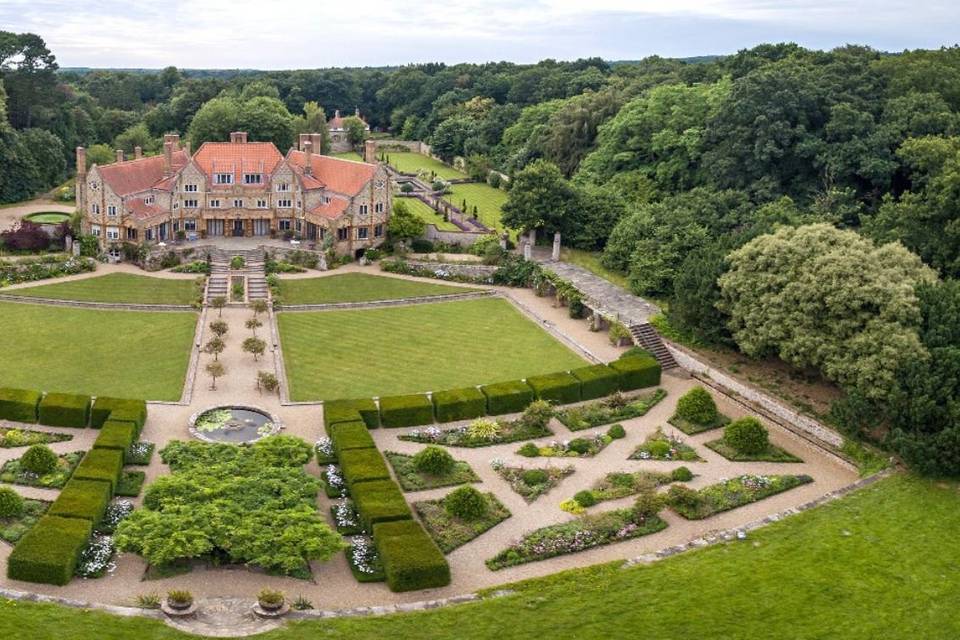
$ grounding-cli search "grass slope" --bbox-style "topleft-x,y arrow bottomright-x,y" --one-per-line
278,273 -> 476,305
388,152 -> 465,180
7,273 -> 197,305
442,183 -> 508,234
0,302 -> 195,400
402,197 -> 460,231
2,476 -> 958,639
278,297 -> 586,400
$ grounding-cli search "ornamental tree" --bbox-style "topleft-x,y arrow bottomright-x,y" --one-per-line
242,337 -> 266,362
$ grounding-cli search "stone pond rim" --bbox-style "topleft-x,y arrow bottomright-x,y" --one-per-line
22,211 -> 72,225
188,405 -> 283,444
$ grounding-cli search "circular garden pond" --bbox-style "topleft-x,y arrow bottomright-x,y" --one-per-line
188,406 -> 281,444
23,211 -> 71,225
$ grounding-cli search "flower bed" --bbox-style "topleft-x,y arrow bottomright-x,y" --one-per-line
322,465 -> 347,498
491,460 -> 574,503
704,439 -> 802,463
487,509 -> 668,570
560,470 -> 678,514
331,500 -> 363,535
400,418 -> 551,448
414,492 -> 511,553
0,451 -> 83,489
96,500 -> 133,535
668,413 -> 731,435
0,427 -> 72,449
630,427 -> 703,462
516,432 -> 612,458
125,441 -> 154,465
384,452 -> 479,491
0,255 -> 96,287
315,437 -> 336,465
668,474 -> 813,520
0,498 -> 49,543
557,389 -> 667,431
346,535 -> 385,582
75,534 -> 116,578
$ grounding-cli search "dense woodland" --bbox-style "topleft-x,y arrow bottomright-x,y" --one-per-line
2,31 -> 960,473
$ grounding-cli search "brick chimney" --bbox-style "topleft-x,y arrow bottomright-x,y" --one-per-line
163,141 -> 173,177
230,131 -> 248,144
303,140 -> 313,175
115,149 -> 124,163
76,147 -> 87,178
134,146 -> 142,160
364,139 -> 377,164
298,133 -> 310,151
311,133 -> 323,155
163,133 -> 180,150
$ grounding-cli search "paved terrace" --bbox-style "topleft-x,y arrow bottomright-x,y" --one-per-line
538,259 -> 661,326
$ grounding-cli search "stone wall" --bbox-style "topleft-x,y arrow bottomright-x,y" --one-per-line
423,224 -> 490,246
404,260 -> 498,280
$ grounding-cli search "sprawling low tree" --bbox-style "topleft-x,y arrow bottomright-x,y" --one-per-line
501,160 -> 577,236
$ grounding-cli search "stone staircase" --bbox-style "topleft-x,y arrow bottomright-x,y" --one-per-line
206,249 -> 268,303
629,323 -> 678,370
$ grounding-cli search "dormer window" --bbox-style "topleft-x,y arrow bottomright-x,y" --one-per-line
215,173 -> 233,185
276,182 -> 289,192
243,174 -> 262,185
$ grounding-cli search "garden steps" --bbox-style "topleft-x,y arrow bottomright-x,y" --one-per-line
629,323 -> 678,370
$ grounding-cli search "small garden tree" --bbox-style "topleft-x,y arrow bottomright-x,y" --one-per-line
206,361 -> 226,390
250,299 -> 268,317
210,296 -> 227,317
257,371 -> 279,395
246,317 -> 263,336
675,387 -> 718,425
210,319 -> 229,338
242,337 -> 266,362
724,417 -> 769,454
203,336 -> 225,361
21,444 -> 57,475
413,446 -> 455,476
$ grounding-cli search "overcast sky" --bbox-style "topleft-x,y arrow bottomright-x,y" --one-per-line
2,0 -> 958,69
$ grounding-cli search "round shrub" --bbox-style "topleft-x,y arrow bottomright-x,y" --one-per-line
567,438 -> 592,455
675,387 -> 718,425
607,424 -> 626,439
632,490 -> 664,521
520,400 -> 554,430
521,469 -> 549,486
647,439 -> 672,458
518,442 -> 540,457
573,490 -> 597,508
671,466 -> 694,482
20,444 -> 58,475
413,446 -> 456,476
608,472 -> 635,489
445,485 -> 488,520
724,417 -> 769,454
667,485 -> 702,511
0,487 -> 25,518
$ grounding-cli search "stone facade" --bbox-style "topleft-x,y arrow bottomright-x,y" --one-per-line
328,108 -> 370,153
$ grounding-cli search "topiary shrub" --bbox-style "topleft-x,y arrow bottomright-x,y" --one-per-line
0,486 -> 25,518
48,479 -> 111,523
567,438 -> 592,455
671,466 -> 694,482
338,448 -> 391,489
324,398 -> 381,430
609,352 -> 661,390
432,387 -> 486,423
93,421 -> 136,452
72,448 -> 124,493
675,387 -> 718,425
412,446 -> 455,476
352,480 -> 413,530
90,397 -> 147,429
570,364 -> 620,400
0,387 -> 41,423
607,423 -> 626,439
647,439 -> 672,458
481,380 -> 535,415
373,519 -> 451,592
379,394 -> 434,428
724,417 -> 769,454
444,485 -> 488,520
518,442 -> 540,457
38,392 -> 91,428
526,372 -> 581,405
573,490 -> 597,508
521,469 -> 548,486
329,421 -> 376,455
20,444 -> 58,475
6,515 -> 92,585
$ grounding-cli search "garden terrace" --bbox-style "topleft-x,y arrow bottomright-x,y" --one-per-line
387,152 -> 466,180
4,273 -> 199,306
400,197 -> 461,231
276,272 -> 479,305
441,183 -> 508,234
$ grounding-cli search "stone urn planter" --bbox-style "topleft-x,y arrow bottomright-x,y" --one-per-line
253,590 -> 289,618
162,592 -> 197,618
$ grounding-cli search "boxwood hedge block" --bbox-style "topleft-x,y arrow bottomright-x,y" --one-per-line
72,448 -> 123,493
325,398 -> 381,430
339,448 -> 391,488
432,387 -> 487,424
38,393 -> 91,428
526,372 -> 581,405
6,515 -> 92,585
93,421 -> 137,452
480,380 -> 534,415
379,394 -> 434,428
0,387 -> 41,424
48,479 -> 111,524
373,519 -> 451,592
352,480 -> 412,530
571,364 -> 620,400
330,421 -> 376,455
90,397 -> 147,429
609,353 -> 661,390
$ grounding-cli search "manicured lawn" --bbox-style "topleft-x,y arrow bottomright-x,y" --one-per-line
401,197 -> 460,231
3,475 -> 958,639
331,151 -> 363,161
388,152 -> 465,180
0,302 -> 196,400
6,273 -> 198,305
442,182 -> 509,234
277,272 -> 478,305
278,297 -> 587,400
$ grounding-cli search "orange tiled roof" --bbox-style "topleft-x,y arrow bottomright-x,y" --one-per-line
98,151 -> 188,196
125,199 -> 167,221
328,112 -> 368,131
287,150 -> 376,195
192,142 -> 284,185
309,198 -> 349,220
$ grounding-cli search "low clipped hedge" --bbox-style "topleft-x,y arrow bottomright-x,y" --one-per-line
325,398 -> 381,430
72,448 -> 123,493
609,352 -> 661,390
92,421 -> 137,452
379,394 -> 434,428
481,380 -> 534,415
330,421 -> 376,455
339,448 -> 391,488
38,393 -> 91,428
0,387 -> 42,423
90,397 -> 147,430
432,387 -> 486,423
526,372 -> 581,405
571,364 -> 620,400
48,479 -> 111,524
352,480 -> 412,530
373,519 -> 451,592
6,515 -> 92,585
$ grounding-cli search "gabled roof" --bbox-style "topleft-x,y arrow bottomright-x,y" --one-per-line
309,198 -> 350,220
125,199 -> 166,221
328,110 -> 369,131
287,150 -> 377,195
98,151 -> 188,196
192,142 -> 284,186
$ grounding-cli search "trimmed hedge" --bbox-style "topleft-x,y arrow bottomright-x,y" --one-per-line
432,387 -> 486,424
571,364 -> 620,401
339,448 -> 391,488
330,421 -> 376,455
352,480 -> 413,530
38,393 -> 91,428
526,372 -> 581,405
90,397 -> 147,430
480,380 -> 535,415
379,394 -> 434,428
48,479 -> 111,524
609,352 -> 661,390
0,387 -> 41,423
325,398 -> 381,430
6,515 -> 92,585
373,519 -> 451,592
93,421 -> 137,452
72,448 -> 124,493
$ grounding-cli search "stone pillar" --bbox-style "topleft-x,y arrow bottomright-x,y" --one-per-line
522,242 -> 532,261
115,149 -> 124,163
303,140 -> 313,175
75,147 -> 86,211
364,140 -> 377,164
552,231 -> 561,261
134,146 -> 142,160
499,232 -> 508,250
163,141 -> 173,177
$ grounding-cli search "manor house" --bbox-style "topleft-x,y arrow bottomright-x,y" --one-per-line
328,108 -> 370,153
76,133 -> 391,258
